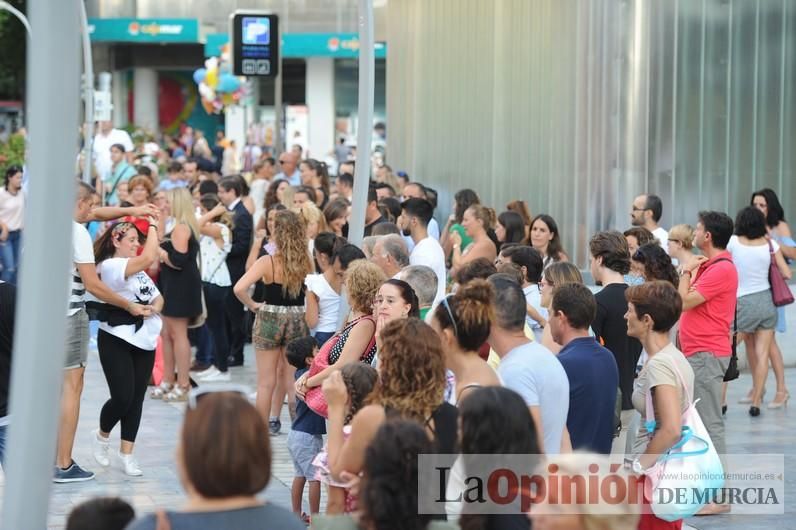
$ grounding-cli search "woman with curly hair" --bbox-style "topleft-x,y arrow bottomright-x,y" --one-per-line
313,420 -> 457,530
630,242 -> 679,287
264,178 -> 290,210
295,260 -> 385,416
322,318 -> 457,488
234,210 -> 313,428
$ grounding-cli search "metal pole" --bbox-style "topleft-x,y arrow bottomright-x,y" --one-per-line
274,56 -> 283,155
0,1 -> 31,36
2,0 -> 81,528
80,0 -> 94,184
347,0 -> 374,247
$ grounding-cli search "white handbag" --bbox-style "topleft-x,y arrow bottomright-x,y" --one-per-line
643,361 -> 725,521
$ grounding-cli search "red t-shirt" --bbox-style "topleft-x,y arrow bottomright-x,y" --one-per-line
679,251 -> 738,357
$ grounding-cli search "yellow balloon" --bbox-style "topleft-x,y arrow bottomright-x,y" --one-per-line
205,68 -> 218,89
222,93 -> 234,105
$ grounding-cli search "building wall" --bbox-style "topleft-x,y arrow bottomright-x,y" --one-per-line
387,0 -> 796,266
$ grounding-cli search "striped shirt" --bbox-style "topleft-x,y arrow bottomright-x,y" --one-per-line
69,222 -> 94,316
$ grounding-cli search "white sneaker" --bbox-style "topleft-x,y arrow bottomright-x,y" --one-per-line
201,370 -> 231,382
118,451 -> 143,477
92,429 -> 110,467
196,366 -> 220,380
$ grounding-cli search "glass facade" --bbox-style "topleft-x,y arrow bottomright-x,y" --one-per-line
387,0 -> 796,266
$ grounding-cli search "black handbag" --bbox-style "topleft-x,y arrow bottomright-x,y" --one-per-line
723,304 -> 740,382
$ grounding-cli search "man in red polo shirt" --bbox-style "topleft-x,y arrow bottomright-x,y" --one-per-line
678,210 -> 737,515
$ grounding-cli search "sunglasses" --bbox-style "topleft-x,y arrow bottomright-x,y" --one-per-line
440,295 -> 458,337
187,384 -> 251,410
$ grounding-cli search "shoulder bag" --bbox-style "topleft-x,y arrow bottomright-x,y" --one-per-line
768,240 -> 794,307
643,360 -> 724,521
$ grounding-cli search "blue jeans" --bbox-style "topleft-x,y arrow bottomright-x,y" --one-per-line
0,230 -> 21,284
188,322 -> 215,366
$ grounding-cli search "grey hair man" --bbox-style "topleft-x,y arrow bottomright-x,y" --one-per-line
371,234 -> 409,279
398,265 -> 438,320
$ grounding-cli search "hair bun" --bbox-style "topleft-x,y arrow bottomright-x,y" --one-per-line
456,279 -> 494,306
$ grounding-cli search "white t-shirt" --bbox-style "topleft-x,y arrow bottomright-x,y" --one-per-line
403,218 -> 441,253
498,341 -> 569,454
69,222 -> 95,316
96,257 -> 162,350
93,128 -> 134,181
200,224 -> 232,286
0,188 -> 24,231
305,273 -> 341,333
250,179 -> 269,228
523,285 -> 548,344
410,237 -> 447,304
727,235 -> 779,297
652,227 -> 669,253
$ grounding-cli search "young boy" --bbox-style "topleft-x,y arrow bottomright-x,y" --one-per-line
286,336 -> 326,523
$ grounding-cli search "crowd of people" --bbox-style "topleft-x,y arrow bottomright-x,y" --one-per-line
0,122 -> 794,530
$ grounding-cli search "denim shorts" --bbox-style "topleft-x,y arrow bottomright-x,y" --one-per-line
287,430 -> 323,479
64,309 -> 89,370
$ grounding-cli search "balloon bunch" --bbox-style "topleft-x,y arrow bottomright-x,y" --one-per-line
193,46 -> 246,114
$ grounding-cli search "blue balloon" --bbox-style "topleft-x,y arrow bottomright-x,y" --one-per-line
192,68 -> 207,85
217,74 -> 241,93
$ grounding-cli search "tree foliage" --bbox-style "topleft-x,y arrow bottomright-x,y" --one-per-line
0,0 -> 27,100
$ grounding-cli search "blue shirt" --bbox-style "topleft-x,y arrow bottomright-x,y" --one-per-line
293,368 -> 326,435
558,336 -> 619,454
497,341 -> 569,454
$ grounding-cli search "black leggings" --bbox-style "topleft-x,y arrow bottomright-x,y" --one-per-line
97,330 -> 155,443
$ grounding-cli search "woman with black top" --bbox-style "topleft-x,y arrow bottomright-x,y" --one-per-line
234,210 -> 313,428
91,218 -> 163,476
151,188 -> 202,403
323,318 -> 458,492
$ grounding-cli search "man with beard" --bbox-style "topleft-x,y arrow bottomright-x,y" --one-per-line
397,198 -> 445,304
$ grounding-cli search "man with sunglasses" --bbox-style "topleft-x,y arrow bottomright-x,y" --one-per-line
630,194 -> 668,252
275,151 -> 301,186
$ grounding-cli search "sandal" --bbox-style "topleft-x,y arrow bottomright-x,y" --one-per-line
150,381 -> 173,400
163,385 -> 191,403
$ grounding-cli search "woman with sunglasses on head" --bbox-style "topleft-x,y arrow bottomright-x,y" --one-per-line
538,262 -> 584,354
430,280 -> 500,405
750,189 -> 795,411
126,391 -> 305,530
89,217 -> 162,477
0,165 -> 24,284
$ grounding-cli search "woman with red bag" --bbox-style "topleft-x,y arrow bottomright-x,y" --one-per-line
295,259 -> 385,417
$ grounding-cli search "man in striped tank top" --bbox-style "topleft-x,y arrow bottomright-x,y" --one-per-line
53,182 -> 155,483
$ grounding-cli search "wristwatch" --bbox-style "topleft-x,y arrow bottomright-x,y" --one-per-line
679,269 -> 692,277
631,458 -> 645,475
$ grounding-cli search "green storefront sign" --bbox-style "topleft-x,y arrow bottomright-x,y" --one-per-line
205,32 -> 386,58
88,18 -> 199,43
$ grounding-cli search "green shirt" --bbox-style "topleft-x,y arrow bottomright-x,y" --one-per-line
419,306 -> 431,321
449,223 -> 473,252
